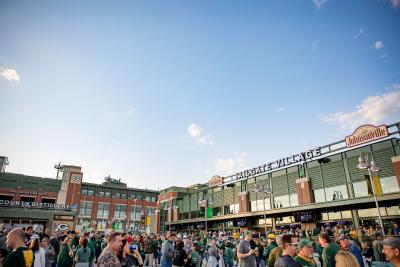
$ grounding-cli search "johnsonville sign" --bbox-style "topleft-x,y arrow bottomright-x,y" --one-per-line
345,124 -> 389,148
235,147 -> 322,180
209,175 -> 224,187
0,200 -> 72,210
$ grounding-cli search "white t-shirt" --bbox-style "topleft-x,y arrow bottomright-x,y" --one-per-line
34,247 -> 46,267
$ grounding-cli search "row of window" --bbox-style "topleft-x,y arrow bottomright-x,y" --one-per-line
79,201 -> 156,219
81,189 -> 157,202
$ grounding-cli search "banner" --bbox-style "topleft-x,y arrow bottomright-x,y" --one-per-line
207,207 -> 213,218
372,175 -> 382,197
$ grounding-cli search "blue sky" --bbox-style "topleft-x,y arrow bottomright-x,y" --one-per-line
1,0 -> 399,190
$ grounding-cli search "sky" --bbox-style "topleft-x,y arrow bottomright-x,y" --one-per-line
1,0 -> 400,190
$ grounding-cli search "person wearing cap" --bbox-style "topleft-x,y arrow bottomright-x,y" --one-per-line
294,240 -> 316,267
382,236 -> 400,267
237,231 -> 257,267
338,236 -> 363,267
263,234 -> 277,267
267,235 -> 283,267
317,233 -> 340,267
161,233 -> 177,267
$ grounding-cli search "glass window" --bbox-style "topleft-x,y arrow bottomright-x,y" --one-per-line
98,192 -> 105,197
87,190 -> 94,196
358,208 -> 387,218
386,206 -> 400,216
121,194 -> 127,199
97,203 -> 110,218
81,190 -> 88,195
258,218 -> 272,226
322,212 -> 328,220
274,195 -> 290,208
97,219 -> 107,230
380,176 -> 400,194
79,201 -> 92,217
290,194 -> 298,207
115,193 -> 120,198
353,181 -> 369,198
105,192 -> 111,197
114,205 -> 126,219
314,189 -> 326,203
276,216 -> 294,224
341,210 -> 352,218
130,206 -> 141,220
325,185 -> 349,201
328,211 -> 341,220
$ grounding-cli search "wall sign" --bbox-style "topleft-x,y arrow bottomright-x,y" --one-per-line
0,200 -> 71,210
345,124 -> 388,148
70,175 -> 82,184
235,147 -> 321,180
208,175 -> 224,187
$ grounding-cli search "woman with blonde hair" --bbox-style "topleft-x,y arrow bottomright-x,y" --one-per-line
335,251 -> 360,267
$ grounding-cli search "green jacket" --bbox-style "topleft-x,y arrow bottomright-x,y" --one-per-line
294,255 -> 317,267
224,247 -> 235,265
88,239 -> 97,261
263,241 -> 277,263
57,244 -> 73,267
321,242 -> 340,267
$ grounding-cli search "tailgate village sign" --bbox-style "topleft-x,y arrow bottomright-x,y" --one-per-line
236,147 -> 322,180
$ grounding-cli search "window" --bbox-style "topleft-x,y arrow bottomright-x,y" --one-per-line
314,189 -> 326,203
114,205 -> 126,219
274,195 -> 290,208
41,198 -> 56,204
146,196 -> 151,202
387,206 -> 400,216
289,194 -> 298,207
98,192 -> 105,197
115,193 -> 121,198
325,185 -> 349,201
105,192 -> 111,198
131,206 -> 141,220
358,208 -> 387,218
87,190 -> 94,196
97,219 -> 107,230
80,201 -> 93,217
0,195 -> 13,201
380,176 -> 400,194
353,181 -> 369,198
151,196 -> 156,202
97,203 -> 110,218
20,197 -> 35,202
81,190 -> 88,195
121,194 -> 127,199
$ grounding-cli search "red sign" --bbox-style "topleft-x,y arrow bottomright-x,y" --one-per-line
345,124 -> 389,148
208,175 -> 224,187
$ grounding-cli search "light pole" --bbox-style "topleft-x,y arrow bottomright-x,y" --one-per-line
254,183 -> 273,233
356,153 -> 385,236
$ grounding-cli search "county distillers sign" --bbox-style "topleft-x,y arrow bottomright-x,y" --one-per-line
345,124 -> 389,148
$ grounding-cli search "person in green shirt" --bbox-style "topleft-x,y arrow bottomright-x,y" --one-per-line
3,228 -> 34,267
317,233 -> 340,267
57,237 -> 74,267
294,240 -> 317,267
263,234 -> 277,266
224,242 -> 235,267
267,235 -> 282,267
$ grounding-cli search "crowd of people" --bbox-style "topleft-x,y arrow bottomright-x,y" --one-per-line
0,223 -> 399,267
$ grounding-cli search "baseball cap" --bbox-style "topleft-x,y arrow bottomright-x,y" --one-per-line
244,231 -> 252,236
267,234 -> 276,239
337,235 -> 350,241
380,237 -> 400,248
168,233 -> 177,238
298,239 -> 313,249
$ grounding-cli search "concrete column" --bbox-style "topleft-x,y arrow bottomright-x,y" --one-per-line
392,156 -> 400,188
296,177 -> 314,205
238,191 -> 250,213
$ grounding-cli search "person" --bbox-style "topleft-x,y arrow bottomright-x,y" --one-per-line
49,232 -> 59,267
381,236 -> 400,267
57,236 -> 74,267
41,238 -> 55,267
3,228 -> 34,267
206,239 -> 218,267
293,239 -> 316,267
118,238 -> 144,267
274,234 -> 301,267
97,232 -> 123,267
0,248 -> 8,267
334,251 -> 359,267
317,233 -> 340,267
264,234 -> 277,267
393,223 -> 400,236
24,226 -> 34,246
268,235 -> 283,267
237,231 -> 257,267
144,234 -> 156,267
337,236 -> 363,267
161,233 -> 177,267
361,241 -> 373,264
224,242 -> 234,267
172,240 -> 187,267
75,237 -> 91,267
31,238 -> 45,267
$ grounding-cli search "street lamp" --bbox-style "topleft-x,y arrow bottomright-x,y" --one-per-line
199,196 -> 213,233
254,183 -> 273,233
356,153 -> 385,236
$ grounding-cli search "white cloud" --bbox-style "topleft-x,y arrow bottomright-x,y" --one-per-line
273,106 -> 286,113
187,123 -> 213,145
354,29 -> 364,39
321,85 -> 400,131
389,0 -> 400,9
215,152 -> 248,176
126,106 -> 135,116
374,41 -> 385,50
0,68 -> 20,82
313,0 -> 328,10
